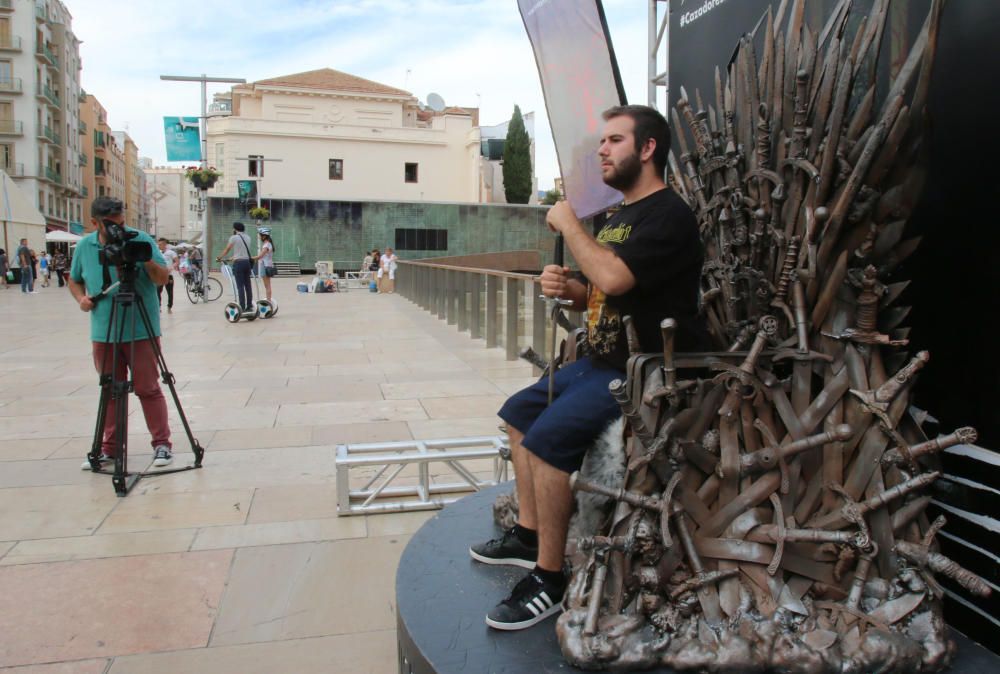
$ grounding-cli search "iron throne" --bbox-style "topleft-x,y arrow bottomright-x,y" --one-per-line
556,0 -> 991,671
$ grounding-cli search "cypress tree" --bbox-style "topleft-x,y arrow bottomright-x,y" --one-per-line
502,105 -> 532,204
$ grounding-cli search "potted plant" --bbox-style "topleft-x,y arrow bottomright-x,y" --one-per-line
185,166 -> 222,190
249,206 -> 270,221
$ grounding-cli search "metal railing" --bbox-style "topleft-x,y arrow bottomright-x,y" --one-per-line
3,162 -> 24,176
41,83 -> 60,106
396,259 -> 583,363
78,120 -> 86,133
0,77 -> 23,93
0,0 -> 14,11
43,166 -> 62,184
0,120 -> 23,135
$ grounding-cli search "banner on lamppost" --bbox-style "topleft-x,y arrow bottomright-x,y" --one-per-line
237,180 -> 257,204
518,0 -> 626,218
163,117 -> 201,161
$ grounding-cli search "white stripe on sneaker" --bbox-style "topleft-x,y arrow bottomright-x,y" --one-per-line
531,597 -> 547,613
538,591 -> 553,607
526,602 -> 541,617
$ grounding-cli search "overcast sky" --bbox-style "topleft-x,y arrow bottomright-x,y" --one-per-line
69,0 -> 654,192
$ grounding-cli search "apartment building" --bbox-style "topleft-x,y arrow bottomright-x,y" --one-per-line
79,92 -> 126,228
0,0 -> 86,232
112,130 -> 140,229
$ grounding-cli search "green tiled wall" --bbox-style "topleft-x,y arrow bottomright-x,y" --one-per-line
208,198 -> 554,270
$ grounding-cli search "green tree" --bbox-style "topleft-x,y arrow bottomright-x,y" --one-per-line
541,188 -> 562,205
502,105 -> 532,204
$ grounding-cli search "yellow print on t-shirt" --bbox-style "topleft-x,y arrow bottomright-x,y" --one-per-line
596,222 -> 632,245
586,286 -> 622,357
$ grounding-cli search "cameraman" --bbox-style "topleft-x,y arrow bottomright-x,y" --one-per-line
68,197 -> 175,469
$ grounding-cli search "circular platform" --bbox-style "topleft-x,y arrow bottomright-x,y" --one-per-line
395,483 -> 999,674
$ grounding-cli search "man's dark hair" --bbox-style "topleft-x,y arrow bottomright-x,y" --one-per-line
158,237 -> 168,243
602,105 -> 671,177
91,196 -> 124,218
233,221 -> 245,232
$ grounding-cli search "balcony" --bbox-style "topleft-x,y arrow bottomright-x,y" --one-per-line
35,2 -> 47,22
2,163 -> 24,177
78,120 -> 86,134
81,185 -> 88,197
42,166 -> 63,184
78,88 -> 86,102
0,35 -> 21,52
35,43 -> 57,69
0,77 -> 22,94
0,120 -> 23,136
0,0 -> 14,11
38,83 -> 60,108
37,125 -> 59,144
78,151 -> 87,166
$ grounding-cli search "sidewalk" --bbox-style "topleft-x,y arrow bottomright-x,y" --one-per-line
0,277 -> 535,673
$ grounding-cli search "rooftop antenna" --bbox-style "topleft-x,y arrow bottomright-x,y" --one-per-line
427,92 -> 446,112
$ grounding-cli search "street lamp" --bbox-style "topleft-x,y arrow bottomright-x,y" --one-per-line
159,74 -> 246,261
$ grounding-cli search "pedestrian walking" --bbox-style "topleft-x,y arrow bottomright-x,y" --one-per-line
15,239 -> 33,293
0,248 -> 8,290
53,251 -> 68,287
156,238 -> 178,312
39,252 -> 51,287
368,248 -> 381,292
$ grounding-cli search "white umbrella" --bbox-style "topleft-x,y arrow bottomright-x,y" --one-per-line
46,230 -> 83,243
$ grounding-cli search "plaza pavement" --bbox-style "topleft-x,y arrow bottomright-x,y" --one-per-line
0,276 -> 536,673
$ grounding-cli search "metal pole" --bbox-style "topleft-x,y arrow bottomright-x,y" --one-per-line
159,74 -> 246,263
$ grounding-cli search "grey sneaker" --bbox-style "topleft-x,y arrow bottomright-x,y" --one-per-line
153,445 -> 173,467
81,453 -> 113,470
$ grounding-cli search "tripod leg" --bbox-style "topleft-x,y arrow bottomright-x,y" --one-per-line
134,295 -> 205,467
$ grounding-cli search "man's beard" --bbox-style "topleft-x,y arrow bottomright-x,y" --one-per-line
602,151 -> 642,191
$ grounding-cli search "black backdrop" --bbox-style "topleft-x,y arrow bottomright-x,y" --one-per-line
667,0 -> 1000,648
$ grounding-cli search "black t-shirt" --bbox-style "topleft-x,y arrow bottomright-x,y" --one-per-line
586,187 -> 708,370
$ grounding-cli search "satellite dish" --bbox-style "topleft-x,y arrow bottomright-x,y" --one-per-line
427,93 -> 446,112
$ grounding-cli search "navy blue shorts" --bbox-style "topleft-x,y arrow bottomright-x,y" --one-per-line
498,356 -> 624,473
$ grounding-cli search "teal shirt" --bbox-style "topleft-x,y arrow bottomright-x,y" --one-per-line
69,229 -> 166,343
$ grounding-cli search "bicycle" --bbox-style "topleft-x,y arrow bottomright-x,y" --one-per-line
183,264 -> 223,304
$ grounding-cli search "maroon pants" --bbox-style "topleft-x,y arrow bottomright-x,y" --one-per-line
92,339 -> 171,456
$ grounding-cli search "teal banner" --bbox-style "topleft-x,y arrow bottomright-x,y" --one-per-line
163,117 -> 201,162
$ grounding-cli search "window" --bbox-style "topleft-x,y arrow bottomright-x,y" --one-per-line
329,158 -> 343,180
394,228 -> 447,251
248,154 -> 263,177
0,143 -> 11,170
404,162 -> 418,183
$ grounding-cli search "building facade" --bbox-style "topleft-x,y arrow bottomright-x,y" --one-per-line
0,0 -> 85,232
143,165 -> 197,242
204,68 -> 531,205
112,130 -> 140,229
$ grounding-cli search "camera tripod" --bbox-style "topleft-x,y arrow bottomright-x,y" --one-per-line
85,266 -> 204,496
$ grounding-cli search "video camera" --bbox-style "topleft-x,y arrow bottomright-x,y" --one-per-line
99,220 -> 153,267
92,197 -> 152,267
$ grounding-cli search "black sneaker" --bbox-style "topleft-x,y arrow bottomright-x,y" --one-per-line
152,445 -> 173,467
80,454 -> 113,470
469,527 -> 538,569
485,571 -> 565,631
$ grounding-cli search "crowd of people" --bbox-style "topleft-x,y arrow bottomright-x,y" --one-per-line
0,241 -> 69,292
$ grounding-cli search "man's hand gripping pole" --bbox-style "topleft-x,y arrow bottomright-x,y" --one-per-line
543,234 -> 573,404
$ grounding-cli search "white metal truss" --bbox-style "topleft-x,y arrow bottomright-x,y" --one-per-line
649,0 -> 670,109
335,436 -> 510,516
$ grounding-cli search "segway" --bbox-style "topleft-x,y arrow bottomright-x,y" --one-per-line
219,260 -> 260,323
